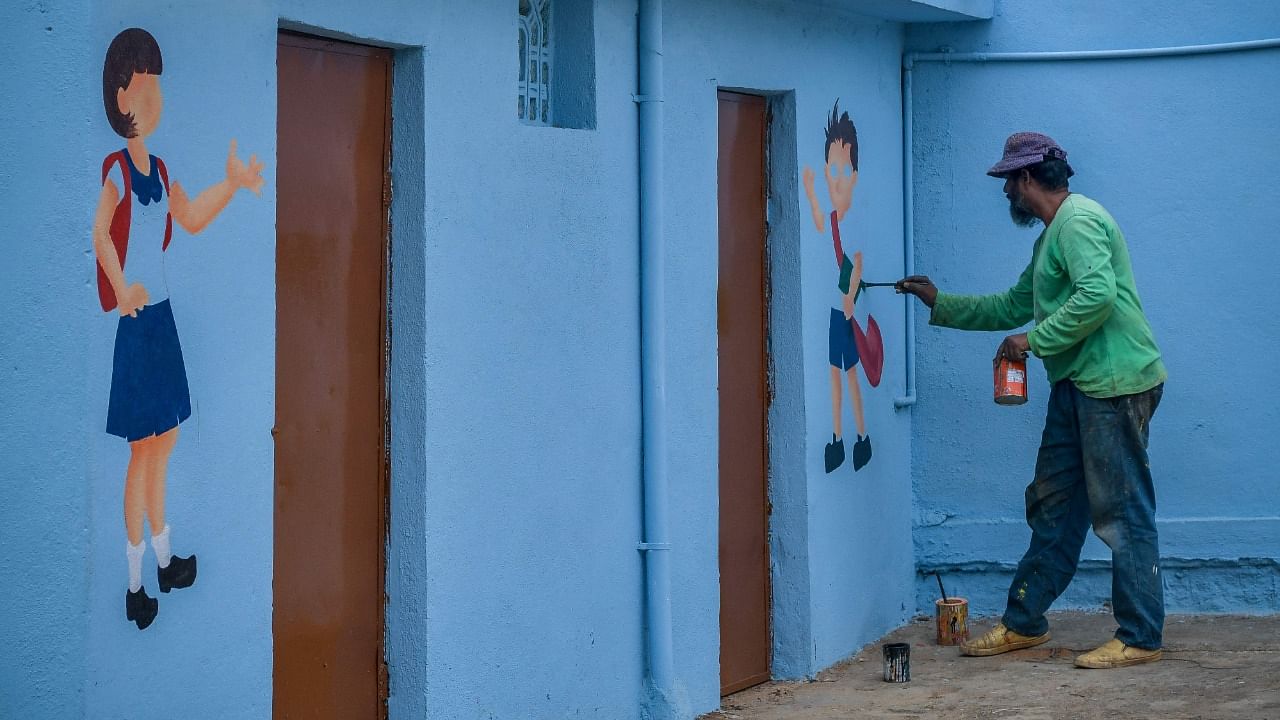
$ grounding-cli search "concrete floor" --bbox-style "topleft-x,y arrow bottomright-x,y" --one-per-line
704,612 -> 1280,720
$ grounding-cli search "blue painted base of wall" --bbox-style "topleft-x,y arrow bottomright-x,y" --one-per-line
915,559 -> 1280,619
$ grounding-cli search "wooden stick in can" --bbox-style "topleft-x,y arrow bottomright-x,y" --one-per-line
935,597 -> 970,645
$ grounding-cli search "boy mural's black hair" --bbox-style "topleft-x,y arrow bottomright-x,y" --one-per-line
823,99 -> 859,171
103,28 -> 163,139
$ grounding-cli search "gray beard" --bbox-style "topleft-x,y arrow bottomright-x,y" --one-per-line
1009,197 -> 1040,227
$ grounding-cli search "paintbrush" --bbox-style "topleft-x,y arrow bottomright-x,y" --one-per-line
859,281 -> 899,289
935,572 -> 949,603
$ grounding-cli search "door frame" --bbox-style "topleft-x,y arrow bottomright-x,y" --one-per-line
759,89 -> 814,682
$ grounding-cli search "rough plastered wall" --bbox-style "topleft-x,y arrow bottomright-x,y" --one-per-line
905,0 -> 1280,616
662,1 -> 915,708
400,1 -> 650,718
2,0 -> 924,717
0,1 -> 95,717
1,0 -> 648,717
88,3 -> 277,718
2,1 -> 276,717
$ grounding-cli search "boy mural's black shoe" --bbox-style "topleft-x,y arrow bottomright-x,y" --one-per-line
824,435 -> 846,473
852,434 -> 872,471
158,554 -> 197,593
126,586 -> 158,630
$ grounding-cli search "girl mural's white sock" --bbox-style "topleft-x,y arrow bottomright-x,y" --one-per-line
152,525 -> 172,569
127,540 -> 146,592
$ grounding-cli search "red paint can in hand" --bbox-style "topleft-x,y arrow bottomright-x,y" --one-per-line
994,357 -> 1028,405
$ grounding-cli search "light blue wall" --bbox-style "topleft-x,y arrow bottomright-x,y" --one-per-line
906,0 -> 1280,616
6,1 -> 1276,716
82,3 -> 278,718
0,2 -> 93,718
0,0 -> 650,716
2,1 -> 928,718
2,0 -> 648,717
402,2 -> 649,717
663,0 -> 915,691
280,2 -> 650,719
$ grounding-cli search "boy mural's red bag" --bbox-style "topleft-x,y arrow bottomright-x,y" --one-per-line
852,314 -> 883,387
97,150 -> 172,312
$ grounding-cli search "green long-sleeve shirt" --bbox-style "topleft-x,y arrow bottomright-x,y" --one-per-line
930,194 -> 1166,398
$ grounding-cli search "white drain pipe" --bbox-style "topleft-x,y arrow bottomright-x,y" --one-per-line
636,0 -> 685,717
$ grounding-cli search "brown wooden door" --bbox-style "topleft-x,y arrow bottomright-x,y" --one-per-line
274,33 -> 391,720
717,90 -> 771,696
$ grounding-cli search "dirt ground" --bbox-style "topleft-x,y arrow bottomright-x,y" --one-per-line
703,612 -> 1280,720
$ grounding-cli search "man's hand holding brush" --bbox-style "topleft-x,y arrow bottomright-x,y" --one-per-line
895,275 -> 939,308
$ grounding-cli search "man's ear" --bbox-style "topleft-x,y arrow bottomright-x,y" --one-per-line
117,85 -> 130,115
849,170 -> 859,189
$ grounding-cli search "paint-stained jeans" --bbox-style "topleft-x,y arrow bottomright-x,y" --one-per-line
1002,381 -> 1165,650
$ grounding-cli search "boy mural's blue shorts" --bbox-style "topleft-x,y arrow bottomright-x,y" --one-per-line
107,299 -> 192,441
828,307 -> 860,371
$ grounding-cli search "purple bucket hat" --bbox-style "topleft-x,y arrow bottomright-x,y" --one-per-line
987,132 -> 1074,178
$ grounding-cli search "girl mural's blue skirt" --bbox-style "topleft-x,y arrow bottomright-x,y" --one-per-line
106,299 -> 192,442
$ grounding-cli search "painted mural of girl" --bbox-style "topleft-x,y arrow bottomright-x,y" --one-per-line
94,28 -> 264,630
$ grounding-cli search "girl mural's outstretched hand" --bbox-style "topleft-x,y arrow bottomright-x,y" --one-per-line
226,139 -> 265,195
169,139 -> 266,235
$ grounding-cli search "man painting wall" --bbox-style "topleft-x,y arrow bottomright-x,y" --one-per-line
898,133 -> 1168,669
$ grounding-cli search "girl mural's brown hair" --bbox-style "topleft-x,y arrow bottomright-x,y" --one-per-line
103,28 -> 163,138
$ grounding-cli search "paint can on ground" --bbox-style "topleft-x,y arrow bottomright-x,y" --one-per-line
994,357 -> 1028,405
882,643 -> 910,682
935,597 -> 969,646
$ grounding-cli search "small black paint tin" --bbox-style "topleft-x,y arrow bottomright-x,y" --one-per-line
882,642 -> 910,682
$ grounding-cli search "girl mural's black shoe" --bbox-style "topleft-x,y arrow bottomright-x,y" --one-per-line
126,586 -> 158,630
824,435 -> 846,473
158,554 -> 197,593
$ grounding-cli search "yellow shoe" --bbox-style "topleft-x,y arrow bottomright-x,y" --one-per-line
1074,638 -> 1162,669
959,622 -> 1051,657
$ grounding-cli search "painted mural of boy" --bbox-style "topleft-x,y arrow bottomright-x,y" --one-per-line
802,101 -> 873,473
93,28 -> 264,630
